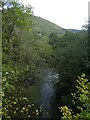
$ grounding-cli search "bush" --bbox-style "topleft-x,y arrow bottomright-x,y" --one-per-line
59,74 -> 90,119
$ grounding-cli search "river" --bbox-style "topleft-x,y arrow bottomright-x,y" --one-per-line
23,68 -> 60,118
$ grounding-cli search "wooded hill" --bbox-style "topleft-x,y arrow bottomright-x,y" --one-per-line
31,16 -> 65,34
30,16 -> 80,38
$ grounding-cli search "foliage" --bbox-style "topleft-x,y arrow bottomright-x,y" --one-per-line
49,30 -> 88,91
60,74 -> 90,119
2,0 -> 33,92
2,1 -> 53,118
2,1 -> 89,119
2,96 -> 43,119
2,1 -> 38,119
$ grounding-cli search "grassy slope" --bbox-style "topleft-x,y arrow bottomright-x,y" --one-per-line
31,16 -> 65,35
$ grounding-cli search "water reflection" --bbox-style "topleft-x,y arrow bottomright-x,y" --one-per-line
28,68 -> 59,118
39,69 -> 59,118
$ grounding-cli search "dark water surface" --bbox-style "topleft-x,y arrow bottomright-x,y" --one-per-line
28,68 -> 60,118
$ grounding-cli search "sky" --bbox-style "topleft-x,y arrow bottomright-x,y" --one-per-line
19,0 -> 89,30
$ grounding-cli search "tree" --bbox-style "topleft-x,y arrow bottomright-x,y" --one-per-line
2,1 -> 53,118
2,1 -> 33,91
49,30 -> 88,89
2,1 -> 35,118
60,74 -> 90,119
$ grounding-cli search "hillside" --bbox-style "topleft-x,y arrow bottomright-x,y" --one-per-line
31,16 -> 65,35
68,29 -> 80,33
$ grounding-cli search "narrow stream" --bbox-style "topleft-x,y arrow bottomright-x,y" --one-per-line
25,68 -> 59,118
39,68 -> 59,118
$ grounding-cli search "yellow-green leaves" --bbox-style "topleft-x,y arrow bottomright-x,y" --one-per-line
2,96 -> 43,118
60,74 -> 90,119
60,106 -> 73,119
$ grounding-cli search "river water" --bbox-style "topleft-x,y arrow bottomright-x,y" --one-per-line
35,68 -> 59,118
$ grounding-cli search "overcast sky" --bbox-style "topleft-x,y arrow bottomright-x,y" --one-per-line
19,0 -> 89,30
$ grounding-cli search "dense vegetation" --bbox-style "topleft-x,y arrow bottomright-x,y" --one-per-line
60,74 -> 90,119
2,1 -> 90,119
